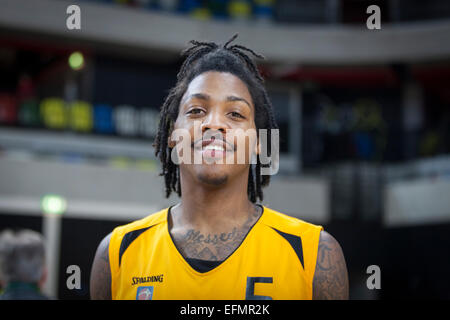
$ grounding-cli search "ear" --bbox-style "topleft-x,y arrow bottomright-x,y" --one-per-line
167,135 -> 176,148
167,121 -> 176,148
254,137 -> 261,156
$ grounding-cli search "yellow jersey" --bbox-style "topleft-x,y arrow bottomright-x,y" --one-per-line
109,206 -> 323,300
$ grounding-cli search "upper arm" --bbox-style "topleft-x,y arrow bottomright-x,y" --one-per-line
312,230 -> 349,300
90,233 -> 112,300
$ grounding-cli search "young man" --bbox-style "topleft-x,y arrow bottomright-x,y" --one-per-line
90,34 -> 348,300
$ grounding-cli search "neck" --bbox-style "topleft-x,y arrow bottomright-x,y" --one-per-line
173,167 -> 257,232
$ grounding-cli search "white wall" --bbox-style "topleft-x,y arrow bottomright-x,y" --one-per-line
0,156 -> 330,223
384,177 -> 450,227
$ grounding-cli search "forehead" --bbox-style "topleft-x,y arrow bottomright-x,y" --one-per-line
181,71 -> 253,106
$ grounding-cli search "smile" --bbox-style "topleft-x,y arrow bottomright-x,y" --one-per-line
192,138 -> 234,153
203,144 -> 225,152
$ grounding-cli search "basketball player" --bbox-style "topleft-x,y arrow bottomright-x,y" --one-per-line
90,34 -> 348,300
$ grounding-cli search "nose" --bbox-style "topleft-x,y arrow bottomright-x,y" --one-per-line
201,110 -> 227,134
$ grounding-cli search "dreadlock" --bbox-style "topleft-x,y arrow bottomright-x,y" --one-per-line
153,33 -> 279,203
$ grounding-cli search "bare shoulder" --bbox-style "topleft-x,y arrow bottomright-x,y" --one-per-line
90,233 -> 112,300
312,230 -> 349,300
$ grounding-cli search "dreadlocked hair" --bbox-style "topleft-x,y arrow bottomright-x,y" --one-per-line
153,33 -> 279,203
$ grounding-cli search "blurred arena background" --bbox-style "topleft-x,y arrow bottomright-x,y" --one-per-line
0,0 -> 449,300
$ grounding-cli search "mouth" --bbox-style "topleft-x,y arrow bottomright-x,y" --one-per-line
192,137 -> 234,159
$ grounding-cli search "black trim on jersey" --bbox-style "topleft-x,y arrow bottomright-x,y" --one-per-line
185,258 -> 224,273
119,226 -> 153,267
271,227 -> 304,269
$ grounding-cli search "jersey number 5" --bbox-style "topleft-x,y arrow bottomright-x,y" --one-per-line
245,277 -> 273,300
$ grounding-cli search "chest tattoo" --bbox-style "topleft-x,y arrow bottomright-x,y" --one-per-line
171,208 -> 261,261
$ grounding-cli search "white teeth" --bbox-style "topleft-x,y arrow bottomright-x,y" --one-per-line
204,145 -> 224,151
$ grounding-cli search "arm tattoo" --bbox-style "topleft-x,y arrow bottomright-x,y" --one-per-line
90,233 -> 112,300
313,231 -> 349,300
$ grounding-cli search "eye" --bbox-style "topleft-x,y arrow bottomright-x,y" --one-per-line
186,107 -> 205,116
229,111 -> 245,119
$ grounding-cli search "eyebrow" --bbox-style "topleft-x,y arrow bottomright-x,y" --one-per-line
187,93 -> 252,109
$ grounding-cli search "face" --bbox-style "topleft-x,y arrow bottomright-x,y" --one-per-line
171,71 -> 259,186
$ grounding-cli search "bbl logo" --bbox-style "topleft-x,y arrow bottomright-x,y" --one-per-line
136,286 -> 154,300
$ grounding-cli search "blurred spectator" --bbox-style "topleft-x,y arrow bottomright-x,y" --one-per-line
0,229 -> 50,300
